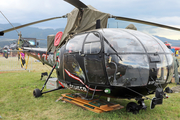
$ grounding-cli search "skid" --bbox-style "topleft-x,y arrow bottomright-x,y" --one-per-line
60,93 -> 124,113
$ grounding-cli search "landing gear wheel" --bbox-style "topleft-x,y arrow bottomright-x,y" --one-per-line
150,97 -> 156,109
138,99 -> 147,110
33,88 -> 42,98
126,102 -> 139,114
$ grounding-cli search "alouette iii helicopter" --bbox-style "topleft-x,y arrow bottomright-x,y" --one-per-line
1,0 -> 180,113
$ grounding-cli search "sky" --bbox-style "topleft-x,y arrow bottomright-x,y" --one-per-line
0,0 -> 180,40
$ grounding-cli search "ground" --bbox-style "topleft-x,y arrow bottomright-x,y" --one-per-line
0,56 -> 180,120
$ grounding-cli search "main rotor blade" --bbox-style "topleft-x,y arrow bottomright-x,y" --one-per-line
0,15 -> 67,35
64,0 -> 87,9
112,15 -> 180,32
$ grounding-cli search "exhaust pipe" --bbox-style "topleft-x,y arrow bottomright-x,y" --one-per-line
96,19 -> 101,29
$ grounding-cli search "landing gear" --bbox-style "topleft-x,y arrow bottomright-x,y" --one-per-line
126,99 -> 147,114
150,88 -> 165,109
126,102 -> 140,114
150,97 -> 156,109
33,88 -> 42,98
33,64 -> 65,98
137,99 -> 147,110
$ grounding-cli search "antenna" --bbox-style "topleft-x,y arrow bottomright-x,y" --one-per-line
0,11 -> 19,34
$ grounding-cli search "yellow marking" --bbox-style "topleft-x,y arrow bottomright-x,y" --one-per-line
109,56 -> 112,63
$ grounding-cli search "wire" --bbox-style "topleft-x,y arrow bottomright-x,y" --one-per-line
124,86 -> 152,100
0,11 -> 57,76
0,11 -> 19,34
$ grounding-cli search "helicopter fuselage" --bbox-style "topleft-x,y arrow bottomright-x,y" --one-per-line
25,28 -> 174,99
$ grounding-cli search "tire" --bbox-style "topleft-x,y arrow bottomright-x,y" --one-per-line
33,88 -> 42,98
150,97 -> 156,109
126,102 -> 139,114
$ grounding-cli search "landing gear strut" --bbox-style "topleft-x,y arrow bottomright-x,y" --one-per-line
137,99 -> 147,110
33,64 -> 65,98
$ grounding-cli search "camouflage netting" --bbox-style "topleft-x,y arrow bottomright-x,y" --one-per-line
57,5 -> 110,48
47,35 -> 56,52
47,5 -> 110,52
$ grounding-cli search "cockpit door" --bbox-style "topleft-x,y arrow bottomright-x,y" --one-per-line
83,32 -> 107,85
64,33 -> 87,84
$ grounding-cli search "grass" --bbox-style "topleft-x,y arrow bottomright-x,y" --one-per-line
0,57 -> 180,120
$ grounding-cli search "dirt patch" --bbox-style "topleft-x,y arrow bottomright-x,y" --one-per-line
171,86 -> 180,93
0,71 -> 22,74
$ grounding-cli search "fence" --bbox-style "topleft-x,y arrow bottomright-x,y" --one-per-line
0,51 -> 32,72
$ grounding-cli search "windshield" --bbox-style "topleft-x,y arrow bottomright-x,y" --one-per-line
103,29 -> 145,53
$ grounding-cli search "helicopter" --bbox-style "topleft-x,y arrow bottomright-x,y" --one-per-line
0,36 -> 40,69
1,0 -> 180,113
0,40 -> 17,58
0,39 -> 17,52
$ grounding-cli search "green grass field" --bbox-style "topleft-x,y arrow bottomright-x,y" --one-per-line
0,57 -> 180,120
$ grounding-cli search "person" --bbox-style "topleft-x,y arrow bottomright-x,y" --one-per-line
172,53 -> 180,85
20,52 -> 26,68
175,50 -> 179,57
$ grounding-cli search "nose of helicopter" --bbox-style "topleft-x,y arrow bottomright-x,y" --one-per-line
105,53 -> 174,87
102,29 -> 174,87
105,54 -> 150,87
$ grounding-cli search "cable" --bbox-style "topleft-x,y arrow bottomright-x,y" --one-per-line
0,11 -> 19,34
124,86 -> 152,100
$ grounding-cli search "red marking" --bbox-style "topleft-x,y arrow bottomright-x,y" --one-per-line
58,81 -> 65,88
42,54 -> 46,57
38,53 -> 41,59
64,69 -> 102,91
46,51 -> 48,60
50,83 -> 54,86
165,43 -> 171,46
56,56 -> 60,62
31,52 -> 36,56
42,53 -> 49,60
54,31 -> 63,46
